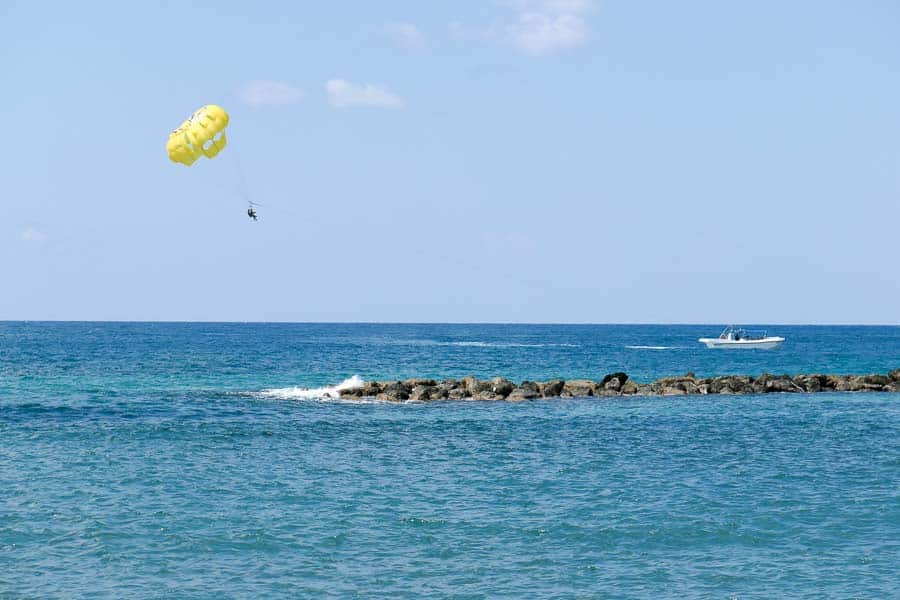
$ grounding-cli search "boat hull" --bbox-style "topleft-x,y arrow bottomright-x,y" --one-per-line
698,337 -> 785,350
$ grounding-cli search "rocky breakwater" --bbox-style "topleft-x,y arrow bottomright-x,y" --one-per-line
340,370 -> 900,402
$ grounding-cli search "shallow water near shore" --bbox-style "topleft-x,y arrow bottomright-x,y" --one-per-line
2,323 -> 899,596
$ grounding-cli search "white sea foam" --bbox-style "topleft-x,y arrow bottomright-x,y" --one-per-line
625,345 -> 679,350
257,375 -> 365,401
386,340 -> 578,349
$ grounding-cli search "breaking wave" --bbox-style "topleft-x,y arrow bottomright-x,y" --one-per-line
257,375 -> 365,401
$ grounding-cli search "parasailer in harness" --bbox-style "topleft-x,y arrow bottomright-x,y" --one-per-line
247,205 -> 258,221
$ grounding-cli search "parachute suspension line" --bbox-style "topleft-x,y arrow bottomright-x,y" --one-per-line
230,137 -> 263,221
230,140 -> 253,207
227,128 -> 300,219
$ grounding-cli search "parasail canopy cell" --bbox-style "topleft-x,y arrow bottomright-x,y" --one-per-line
166,105 -> 230,166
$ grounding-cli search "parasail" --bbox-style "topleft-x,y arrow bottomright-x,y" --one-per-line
166,105 -> 230,166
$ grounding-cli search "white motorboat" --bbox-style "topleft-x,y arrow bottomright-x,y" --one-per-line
698,325 -> 784,349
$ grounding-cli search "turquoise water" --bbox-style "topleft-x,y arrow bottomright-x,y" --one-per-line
2,323 -> 899,597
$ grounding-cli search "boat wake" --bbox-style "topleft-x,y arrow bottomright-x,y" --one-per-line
388,340 -> 579,349
625,345 -> 680,350
450,341 -> 578,348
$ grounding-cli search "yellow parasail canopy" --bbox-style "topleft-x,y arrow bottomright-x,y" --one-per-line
166,105 -> 230,166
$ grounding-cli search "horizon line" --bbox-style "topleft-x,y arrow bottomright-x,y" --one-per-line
1,319 -> 898,327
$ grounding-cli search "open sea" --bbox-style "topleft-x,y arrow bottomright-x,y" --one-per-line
2,322 -> 899,597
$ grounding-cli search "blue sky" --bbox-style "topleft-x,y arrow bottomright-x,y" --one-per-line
3,0 -> 898,323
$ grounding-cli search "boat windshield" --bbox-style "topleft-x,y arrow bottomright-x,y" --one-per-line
718,326 -> 768,341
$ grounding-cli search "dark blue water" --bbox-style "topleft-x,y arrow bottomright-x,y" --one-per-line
2,322 -> 899,394
2,323 -> 899,597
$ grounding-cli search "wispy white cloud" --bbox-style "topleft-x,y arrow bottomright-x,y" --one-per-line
238,80 -> 305,107
507,12 -> 587,55
20,227 -> 46,243
499,0 -> 593,55
383,21 -> 425,49
325,79 -> 404,109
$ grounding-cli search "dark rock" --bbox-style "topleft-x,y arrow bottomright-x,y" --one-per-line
732,376 -> 753,393
600,372 -> 628,390
404,378 -> 437,388
660,385 -> 687,395
620,380 -> 640,395
507,386 -> 539,401
538,380 -> 565,397
847,376 -> 886,391
380,381 -> 410,401
409,385 -> 434,401
491,377 -> 516,398
768,378 -> 800,393
829,375 -> 853,391
360,381 -> 383,396
756,374 -> 801,393
562,380 -> 595,397
859,374 -> 889,386
448,388 -> 467,400
653,376 -> 699,395
708,375 -> 751,394
431,381 -> 457,399
845,377 -> 863,391
859,383 -> 887,391
603,380 -> 622,393
794,374 -> 826,393
680,379 -> 701,394
428,386 -> 449,400
519,380 -> 540,394
818,375 -> 837,390
508,381 -> 540,401
461,376 -> 491,395
348,369 -> 897,404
